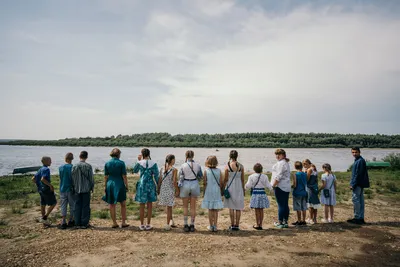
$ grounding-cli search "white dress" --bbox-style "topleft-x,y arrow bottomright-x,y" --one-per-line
158,167 -> 175,207
223,164 -> 244,210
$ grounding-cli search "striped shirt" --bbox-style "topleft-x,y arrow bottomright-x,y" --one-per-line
71,161 -> 94,194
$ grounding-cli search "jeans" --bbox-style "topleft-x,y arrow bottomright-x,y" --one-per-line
274,187 -> 290,223
352,186 -> 364,220
74,192 -> 91,226
60,191 -> 77,217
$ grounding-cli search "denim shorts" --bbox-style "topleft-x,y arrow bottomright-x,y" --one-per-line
180,179 -> 200,198
293,195 -> 307,211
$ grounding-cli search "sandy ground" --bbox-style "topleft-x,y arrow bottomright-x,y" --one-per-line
0,196 -> 399,267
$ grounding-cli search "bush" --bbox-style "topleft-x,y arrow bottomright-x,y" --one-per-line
382,153 -> 400,170
384,182 -> 399,192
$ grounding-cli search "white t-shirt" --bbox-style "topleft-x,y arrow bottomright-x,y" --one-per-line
271,159 -> 291,192
245,173 -> 273,191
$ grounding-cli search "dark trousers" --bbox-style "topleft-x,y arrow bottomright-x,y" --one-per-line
274,187 -> 290,223
74,192 -> 91,226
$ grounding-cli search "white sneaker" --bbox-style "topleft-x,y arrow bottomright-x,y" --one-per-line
145,224 -> 153,231
139,225 -> 146,231
321,219 -> 329,223
273,222 -> 282,227
328,218 -> 334,223
207,225 -> 213,231
164,224 -> 171,231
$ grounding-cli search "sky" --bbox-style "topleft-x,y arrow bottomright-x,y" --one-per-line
1,0 -> 399,140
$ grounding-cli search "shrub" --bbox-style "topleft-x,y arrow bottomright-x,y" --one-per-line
382,153 -> 400,170
384,182 -> 399,192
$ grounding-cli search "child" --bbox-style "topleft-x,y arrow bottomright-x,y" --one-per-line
224,150 -> 245,231
291,161 -> 308,226
245,163 -> 272,230
133,148 -> 159,231
201,156 -> 224,232
32,156 -> 57,226
158,154 -> 179,230
179,150 -> 203,232
59,153 -> 76,229
303,159 -> 321,224
320,163 -> 337,223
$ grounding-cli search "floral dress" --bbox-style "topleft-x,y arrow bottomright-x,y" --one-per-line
158,167 -> 176,207
133,160 -> 159,203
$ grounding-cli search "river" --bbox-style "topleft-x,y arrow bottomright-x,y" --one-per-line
0,146 -> 399,176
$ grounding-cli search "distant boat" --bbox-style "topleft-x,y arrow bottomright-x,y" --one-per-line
12,166 -> 41,174
215,149 -> 219,152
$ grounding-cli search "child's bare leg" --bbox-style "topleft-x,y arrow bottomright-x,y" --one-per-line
182,198 -> 189,225
139,203 -> 145,225
208,209 -> 213,226
296,211 -> 301,222
229,209 -> 235,226
324,205 -> 329,220
235,210 -> 241,227
41,206 -> 46,217
167,206 -> 172,225
308,208 -> 313,221
254,209 -> 258,226
302,210 -> 306,222
110,204 -> 117,225
45,205 -> 56,217
215,210 -> 218,227
190,197 -> 197,225
260,209 -> 264,227
330,206 -> 334,220
147,202 -> 152,225
313,209 -> 318,222
121,201 -> 127,225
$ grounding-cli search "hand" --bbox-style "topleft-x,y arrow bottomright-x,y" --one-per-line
138,154 -> 143,161
50,185 -> 54,192
349,186 -> 353,190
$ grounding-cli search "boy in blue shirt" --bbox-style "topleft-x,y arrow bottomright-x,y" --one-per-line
59,153 -> 76,229
32,156 -> 57,226
292,161 -> 308,226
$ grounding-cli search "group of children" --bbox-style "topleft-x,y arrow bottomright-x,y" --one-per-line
33,148 -> 337,231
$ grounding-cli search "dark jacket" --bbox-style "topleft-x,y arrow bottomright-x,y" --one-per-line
350,156 -> 370,188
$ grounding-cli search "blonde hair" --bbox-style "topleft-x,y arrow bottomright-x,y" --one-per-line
205,156 -> 218,168
185,150 -> 194,161
275,148 -> 290,162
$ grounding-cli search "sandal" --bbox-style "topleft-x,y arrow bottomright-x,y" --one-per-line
121,224 -> 130,228
112,224 -> 119,228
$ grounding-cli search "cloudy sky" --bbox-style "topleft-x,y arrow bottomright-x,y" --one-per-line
1,0 -> 399,139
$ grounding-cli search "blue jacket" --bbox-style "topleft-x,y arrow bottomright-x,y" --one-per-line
350,156 -> 370,188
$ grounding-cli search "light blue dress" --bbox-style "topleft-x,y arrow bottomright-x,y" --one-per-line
201,168 -> 223,210
102,157 -> 127,204
133,160 -> 159,203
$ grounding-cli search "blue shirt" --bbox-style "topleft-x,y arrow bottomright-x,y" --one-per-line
59,163 -> 73,193
293,171 -> 307,197
34,166 -> 51,192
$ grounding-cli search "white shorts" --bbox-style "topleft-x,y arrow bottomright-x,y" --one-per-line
180,180 -> 200,198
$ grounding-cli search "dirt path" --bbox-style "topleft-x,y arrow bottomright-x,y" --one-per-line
1,198 -> 399,267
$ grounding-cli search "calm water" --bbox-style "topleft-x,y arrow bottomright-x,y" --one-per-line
0,146 -> 399,176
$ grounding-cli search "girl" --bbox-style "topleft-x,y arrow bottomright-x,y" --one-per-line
303,159 -> 321,224
158,154 -> 179,230
179,150 -> 203,232
102,148 -> 129,228
245,163 -> 272,230
271,149 -> 291,229
201,156 -> 224,232
224,150 -> 245,231
319,163 -> 337,223
133,148 -> 159,231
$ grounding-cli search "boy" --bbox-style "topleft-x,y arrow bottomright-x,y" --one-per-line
292,161 -> 308,226
32,156 -> 57,226
71,151 -> 94,229
59,152 -> 76,229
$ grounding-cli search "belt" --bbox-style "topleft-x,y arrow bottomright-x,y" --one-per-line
184,179 -> 197,181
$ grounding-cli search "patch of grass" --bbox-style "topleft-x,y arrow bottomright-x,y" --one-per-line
11,206 -> 24,214
92,209 -> 110,219
384,182 -> 399,192
22,200 -> 33,209
198,210 -> 205,216
382,153 -> 400,170
0,219 -> 8,225
173,208 -> 184,215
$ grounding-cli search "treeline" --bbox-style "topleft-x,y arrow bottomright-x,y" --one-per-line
1,132 -> 400,148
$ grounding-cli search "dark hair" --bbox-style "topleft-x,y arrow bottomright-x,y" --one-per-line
229,150 -> 238,161
205,156 -> 218,168
164,154 -> 175,174
253,163 -> 263,173
65,153 -> 73,161
311,163 -> 317,172
110,148 -> 121,158
185,150 -> 194,161
322,163 -> 332,173
351,147 -> 360,152
294,161 -> 303,170
303,159 -> 312,165
141,148 -> 151,159
41,156 -> 51,165
80,151 -> 88,159
275,148 -> 290,162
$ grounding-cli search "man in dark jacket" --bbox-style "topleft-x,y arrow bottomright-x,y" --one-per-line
347,147 -> 370,224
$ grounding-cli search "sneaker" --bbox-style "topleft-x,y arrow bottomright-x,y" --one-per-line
164,224 -> 171,231
67,220 -> 75,227
60,223 -> 67,230
275,223 -> 285,229
228,225 -> 234,231
359,219 -> 366,224
328,218 -> 334,223
233,225 -> 240,231
273,222 -> 282,227
184,224 -> 190,232
347,218 -> 358,224
299,221 -> 307,225
306,218 -> 313,224
283,223 -> 289,228
292,221 -> 300,226
321,219 -> 329,223
213,226 -> 218,232
189,224 -> 195,232
207,225 -> 213,232
145,224 -> 153,231
139,225 -> 146,231
170,220 -> 177,228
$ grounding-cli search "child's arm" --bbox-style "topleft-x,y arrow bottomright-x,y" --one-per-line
241,165 -> 245,196
219,170 -> 224,193
203,171 -> 207,197
244,174 -> 252,190
40,177 -> 54,191
334,178 -> 337,192
306,169 -> 312,181
173,169 -> 179,197
157,170 -> 163,194
224,168 -> 229,188
319,175 -> 327,191
292,173 -> 297,188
